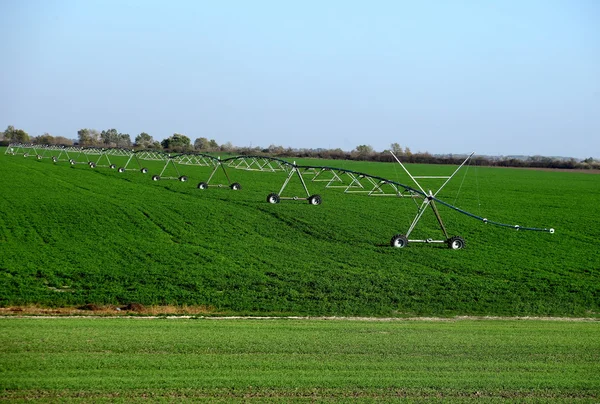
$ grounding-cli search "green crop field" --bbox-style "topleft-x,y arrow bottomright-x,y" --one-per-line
1,318 -> 599,402
2,148 -> 599,402
0,147 -> 599,317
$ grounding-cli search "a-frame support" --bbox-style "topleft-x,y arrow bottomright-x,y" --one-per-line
266,162 -> 322,205
87,149 -> 113,169
152,157 -> 188,182
120,151 -> 149,174
197,157 -> 241,190
389,151 -> 474,249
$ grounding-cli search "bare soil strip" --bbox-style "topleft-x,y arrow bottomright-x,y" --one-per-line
2,306 -> 597,321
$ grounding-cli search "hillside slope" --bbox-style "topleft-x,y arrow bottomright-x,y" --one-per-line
1,150 -> 598,316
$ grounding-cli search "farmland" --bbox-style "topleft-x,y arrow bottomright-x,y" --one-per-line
0,147 -> 599,316
1,318 -> 599,401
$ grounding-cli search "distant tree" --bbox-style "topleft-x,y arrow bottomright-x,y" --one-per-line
3,125 -> 15,141
194,137 -> 210,150
3,125 -> 30,143
208,139 -> 219,150
162,133 -> 191,150
13,132 -> 72,146
390,142 -> 403,156
33,132 -> 54,144
267,144 -> 285,154
354,144 -> 374,155
53,136 -> 73,146
328,148 -> 347,160
135,132 -> 154,148
77,128 -> 100,146
89,130 -> 100,145
77,129 -> 90,145
220,141 -> 234,152
100,128 -> 119,146
404,147 -> 412,157
98,129 -> 130,148
116,133 -> 131,148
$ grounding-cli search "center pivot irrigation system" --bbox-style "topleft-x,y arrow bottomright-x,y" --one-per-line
6,144 -> 555,249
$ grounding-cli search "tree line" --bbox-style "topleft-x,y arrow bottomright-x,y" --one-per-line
1,124 -> 598,170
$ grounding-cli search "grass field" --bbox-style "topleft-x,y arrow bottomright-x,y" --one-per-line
0,148 -> 599,316
1,318 -> 599,402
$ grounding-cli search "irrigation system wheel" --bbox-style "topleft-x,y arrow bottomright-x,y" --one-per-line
152,175 -> 160,181
118,167 -> 125,173
109,164 -> 116,169
308,195 -> 322,205
69,159 -> 75,165
141,168 -> 148,174
36,155 -> 42,160
267,193 -> 280,204
230,183 -> 241,191
447,236 -> 465,250
89,162 -> 97,168
197,182 -> 208,190
23,153 -> 29,157
52,157 -> 57,163
179,175 -> 188,182
390,234 -> 409,248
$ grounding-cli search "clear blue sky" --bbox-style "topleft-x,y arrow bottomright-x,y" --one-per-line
1,0 -> 598,158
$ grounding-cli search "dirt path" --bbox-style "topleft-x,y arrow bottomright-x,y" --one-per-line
2,315 -> 598,322
2,307 -> 597,321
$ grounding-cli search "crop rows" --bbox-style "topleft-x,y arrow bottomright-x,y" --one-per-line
1,318 -> 599,401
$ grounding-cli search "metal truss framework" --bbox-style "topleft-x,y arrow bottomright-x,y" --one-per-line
226,156 -> 288,172
388,151 -> 475,249
6,143 -> 555,249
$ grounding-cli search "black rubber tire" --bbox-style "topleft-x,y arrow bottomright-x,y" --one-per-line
141,168 -> 148,174
390,234 -> 409,248
308,195 -> 322,205
197,182 -> 208,190
23,153 -> 29,158
267,193 -> 280,204
179,175 -> 188,182
52,157 -> 57,163
109,164 -> 116,169
69,159 -> 75,165
152,175 -> 160,181
118,167 -> 125,173
230,183 -> 241,191
447,236 -> 465,250
37,155 -> 42,160
89,162 -> 96,168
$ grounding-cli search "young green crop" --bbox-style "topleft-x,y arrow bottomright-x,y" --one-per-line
1,318 -> 599,401
0,149 -> 599,316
